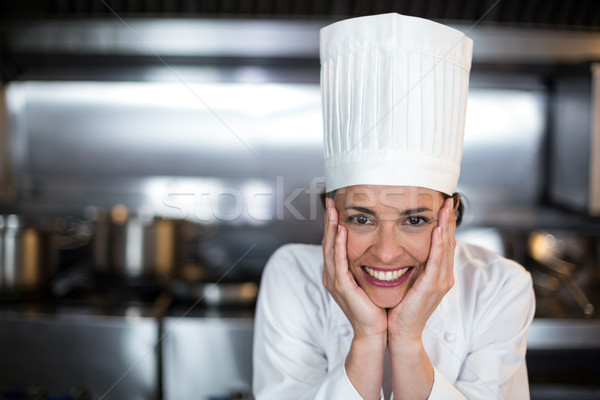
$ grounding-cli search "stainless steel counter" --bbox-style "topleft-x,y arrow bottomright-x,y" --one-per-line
528,318 -> 600,350
0,300 -> 255,400
528,319 -> 600,399
1,299 -> 600,400
0,305 -> 160,400
161,309 -> 254,400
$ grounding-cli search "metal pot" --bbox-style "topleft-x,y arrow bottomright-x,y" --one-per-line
92,205 -> 180,281
0,215 -> 59,293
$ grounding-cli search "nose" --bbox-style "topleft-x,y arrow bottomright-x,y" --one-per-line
369,222 -> 404,264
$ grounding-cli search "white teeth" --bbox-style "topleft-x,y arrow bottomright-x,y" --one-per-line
364,267 -> 409,282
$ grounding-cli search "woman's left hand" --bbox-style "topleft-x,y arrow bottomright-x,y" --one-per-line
387,197 -> 457,343
386,198 -> 457,399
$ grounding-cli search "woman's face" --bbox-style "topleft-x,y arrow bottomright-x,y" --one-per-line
334,185 -> 445,309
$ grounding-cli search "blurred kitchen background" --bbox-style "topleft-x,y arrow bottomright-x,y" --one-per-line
1,1 -> 600,399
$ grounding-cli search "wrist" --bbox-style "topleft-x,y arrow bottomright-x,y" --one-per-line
388,333 -> 424,357
389,337 -> 434,399
345,333 -> 387,400
351,321 -> 388,343
346,334 -> 387,370
351,332 -> 388,353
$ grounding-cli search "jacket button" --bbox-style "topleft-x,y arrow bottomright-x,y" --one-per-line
444,332 -> 456,343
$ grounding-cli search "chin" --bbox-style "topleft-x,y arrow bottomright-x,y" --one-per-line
368,290 -> 406,309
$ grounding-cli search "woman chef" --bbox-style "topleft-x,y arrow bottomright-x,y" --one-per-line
253,13 -> 535,400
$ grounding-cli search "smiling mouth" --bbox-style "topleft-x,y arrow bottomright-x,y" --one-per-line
362,266 -> 412,282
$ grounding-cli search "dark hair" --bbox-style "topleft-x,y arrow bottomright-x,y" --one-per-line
320,190 -> 465,227
443,192 -> 464,227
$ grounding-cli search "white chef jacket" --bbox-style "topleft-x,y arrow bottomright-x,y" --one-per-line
253,242 -> 535,399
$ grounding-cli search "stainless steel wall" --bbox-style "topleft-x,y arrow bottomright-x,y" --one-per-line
4,78 -> 546,219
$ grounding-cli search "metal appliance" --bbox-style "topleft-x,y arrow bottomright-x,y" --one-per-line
549,62 -> 600,217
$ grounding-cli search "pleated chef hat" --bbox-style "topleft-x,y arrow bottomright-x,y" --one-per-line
320,13 -> 473,195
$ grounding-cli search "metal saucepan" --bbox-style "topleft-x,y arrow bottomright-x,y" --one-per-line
0,215 -> 60,294
91,205 -> 184,282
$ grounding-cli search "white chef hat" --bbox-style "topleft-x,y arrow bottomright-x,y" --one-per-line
320,13 -> 473,195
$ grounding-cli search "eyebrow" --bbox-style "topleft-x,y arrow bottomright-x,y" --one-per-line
345,206 -> 433,216
345,206 -> 376,216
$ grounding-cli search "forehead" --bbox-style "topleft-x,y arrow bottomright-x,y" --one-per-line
337,185 -> 441,207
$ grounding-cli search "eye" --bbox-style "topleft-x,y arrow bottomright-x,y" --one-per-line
405,216 -> 429,226
348,214 -> 373,225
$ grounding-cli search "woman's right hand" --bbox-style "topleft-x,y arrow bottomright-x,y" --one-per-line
322,197 -> 387,400
322,197 -> 388,339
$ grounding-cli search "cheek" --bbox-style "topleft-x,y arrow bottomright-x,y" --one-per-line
409,230 -> 434,263
344,230 -> 372,263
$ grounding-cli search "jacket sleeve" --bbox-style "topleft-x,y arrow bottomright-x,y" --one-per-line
428,267 -> 536,400
252,245 -> 369,400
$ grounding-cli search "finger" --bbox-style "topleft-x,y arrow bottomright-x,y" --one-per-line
440,197 -> 452,230
449,198 -> 457,246
445,197 -> 454,235
333,224 -> 351,279
447,200 -> 457,286
438,199 -> 454,283
322,197 -> 334,230
413,225 -> 442,295
440,198 -> 456,287
322,198 -> 338,258
437,199 -> 451,280
428,225 -> 444,276
431,198 -> 451,264
423,199 -> 453,287
435,198 -> 451,246
322,198 -> 336,281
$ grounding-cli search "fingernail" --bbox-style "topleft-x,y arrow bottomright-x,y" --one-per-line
337,224 -> 341,232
